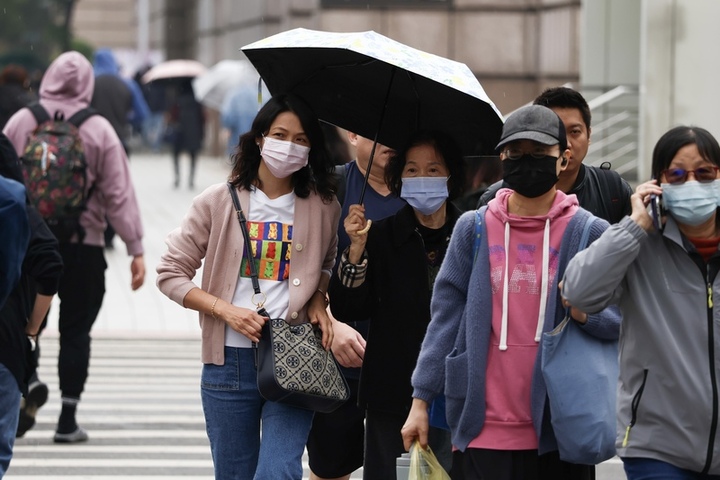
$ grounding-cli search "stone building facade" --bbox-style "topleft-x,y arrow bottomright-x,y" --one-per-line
72,0 -> 582,112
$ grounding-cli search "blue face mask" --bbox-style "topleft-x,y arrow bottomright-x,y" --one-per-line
400,176 -> 449,215
661,180 -> 720,226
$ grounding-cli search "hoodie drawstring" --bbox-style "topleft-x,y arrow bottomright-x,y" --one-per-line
535,218 -> 550,342
500,222 -> 510,351
499,218 -> 551,351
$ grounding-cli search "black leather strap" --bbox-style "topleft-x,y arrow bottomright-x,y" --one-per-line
226,183 -> 262,296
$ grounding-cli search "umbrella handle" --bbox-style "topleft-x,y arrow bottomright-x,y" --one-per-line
357,67 -> 397,205
357,219 -> 372,235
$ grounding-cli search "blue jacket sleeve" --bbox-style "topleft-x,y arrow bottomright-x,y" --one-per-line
0,177 -> 30,307
125,78 -> 151,125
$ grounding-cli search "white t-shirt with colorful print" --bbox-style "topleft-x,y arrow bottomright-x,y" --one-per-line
226,187 -> 295,348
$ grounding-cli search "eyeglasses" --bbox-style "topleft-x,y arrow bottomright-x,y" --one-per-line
502,147 -> 555,160
661,166 -> 720,185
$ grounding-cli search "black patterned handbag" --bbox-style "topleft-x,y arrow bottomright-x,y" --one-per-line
227,183 -> 349,413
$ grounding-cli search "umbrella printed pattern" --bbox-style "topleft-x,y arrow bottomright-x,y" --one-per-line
242,28 -> 503,157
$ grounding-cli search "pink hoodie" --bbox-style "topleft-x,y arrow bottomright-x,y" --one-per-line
468,188 -> 578,450
3,51 -> 143,256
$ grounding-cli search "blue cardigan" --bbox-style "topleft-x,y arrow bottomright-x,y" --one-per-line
411,206 -> 620,453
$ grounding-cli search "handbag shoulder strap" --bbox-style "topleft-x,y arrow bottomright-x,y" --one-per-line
226,183 -> 263,298
472,206 -> 488,265
562,213 -> 596,319
578,213 -> 596,251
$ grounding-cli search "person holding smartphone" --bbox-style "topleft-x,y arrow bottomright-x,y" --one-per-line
562,125 -> 720,479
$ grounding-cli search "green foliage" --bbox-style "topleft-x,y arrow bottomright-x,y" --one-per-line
0,0 -> 76,69
70,38 -> 95,62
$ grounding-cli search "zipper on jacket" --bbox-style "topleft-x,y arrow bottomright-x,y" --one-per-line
623,369 -> 648,447
702,267 -> 719,474
708,282 -> 714,309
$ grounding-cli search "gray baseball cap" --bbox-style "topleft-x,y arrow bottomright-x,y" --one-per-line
496,105 -> 567,151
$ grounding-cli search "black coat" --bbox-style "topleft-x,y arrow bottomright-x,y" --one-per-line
0,133 -> 63,393
329,203 -> 461,415
170,92 -> 204,153
0,206 -> 63,393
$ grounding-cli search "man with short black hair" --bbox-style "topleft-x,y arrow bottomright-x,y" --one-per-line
478,87 -> 632,225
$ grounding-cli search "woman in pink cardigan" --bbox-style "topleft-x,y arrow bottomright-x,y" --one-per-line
157,94 -> 340,479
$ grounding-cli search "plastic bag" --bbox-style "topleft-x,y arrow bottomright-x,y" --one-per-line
409,440 -> 451,480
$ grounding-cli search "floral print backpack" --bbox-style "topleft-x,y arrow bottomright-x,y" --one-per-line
21,103 -> 96,242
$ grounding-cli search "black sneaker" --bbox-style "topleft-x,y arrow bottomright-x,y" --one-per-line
16,381 -> 49,438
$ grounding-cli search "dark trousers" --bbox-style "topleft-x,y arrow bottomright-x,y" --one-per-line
173,148 -> 198,187
450,448 -> 596,480
56,244 -> 106,398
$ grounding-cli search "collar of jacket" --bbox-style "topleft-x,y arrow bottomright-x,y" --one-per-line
568,163 -> 587,194
389,202 -> 462,248
662,213 -> 701,253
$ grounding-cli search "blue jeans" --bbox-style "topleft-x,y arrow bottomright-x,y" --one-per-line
0,363 -> 21,477
201,347 -> 314,480
624,457 -> 720,479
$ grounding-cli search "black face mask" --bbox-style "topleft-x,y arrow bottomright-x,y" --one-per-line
502,154 -> 559,198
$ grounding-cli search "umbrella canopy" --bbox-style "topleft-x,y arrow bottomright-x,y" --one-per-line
142,59 -> 207,83
241,28 -> 503,157
192,59 -> 262,110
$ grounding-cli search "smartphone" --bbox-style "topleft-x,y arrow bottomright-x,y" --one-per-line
650,194 -> 664,232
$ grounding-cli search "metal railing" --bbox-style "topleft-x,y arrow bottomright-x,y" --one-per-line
502,84 -> 640,181
582,85 -> 640,181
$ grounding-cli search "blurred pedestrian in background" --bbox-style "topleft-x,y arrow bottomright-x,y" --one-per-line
329,129 -> 465,477
157,93 -> 339,479
0,65 -> 34,129
221,84 -> 264,158
91,48 -> 150,249
167,80 -> 205,189
91,48 -> 150,154
3,51 -> 146,444
562,126 -> 720,479
135,65 -> 167,152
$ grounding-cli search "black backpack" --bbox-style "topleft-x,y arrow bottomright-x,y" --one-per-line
587,162 -> 632,225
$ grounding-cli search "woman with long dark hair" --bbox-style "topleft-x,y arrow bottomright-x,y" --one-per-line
158,93 -> 340,479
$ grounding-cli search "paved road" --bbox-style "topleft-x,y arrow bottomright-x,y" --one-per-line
7,335 -> 625,479
7,336 -> 365,479
6,153 -> 626,479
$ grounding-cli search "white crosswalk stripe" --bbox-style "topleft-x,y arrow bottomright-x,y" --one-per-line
6,335 -> 363,479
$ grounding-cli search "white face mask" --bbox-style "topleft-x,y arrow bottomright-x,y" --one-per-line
661,180 -> 720,226
400,176 -> 449,215
260,137 -> 310,179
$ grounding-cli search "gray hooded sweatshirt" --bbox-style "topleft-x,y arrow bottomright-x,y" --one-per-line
562,215 -> 720,474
